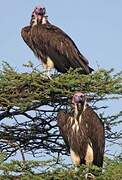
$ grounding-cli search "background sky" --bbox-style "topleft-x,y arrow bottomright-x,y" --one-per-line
0,1 -> 121,159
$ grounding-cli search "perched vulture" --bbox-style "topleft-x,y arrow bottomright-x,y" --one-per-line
57,92 -> 105,167
21,5 -> 93,75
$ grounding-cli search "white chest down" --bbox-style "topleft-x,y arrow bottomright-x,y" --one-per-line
70,117 -> 93,166
41,56 -> 55,78
43,56 -> 54,70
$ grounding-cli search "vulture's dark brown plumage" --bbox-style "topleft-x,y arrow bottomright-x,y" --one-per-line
57,92 -> 105,167
21,6 -> 93,74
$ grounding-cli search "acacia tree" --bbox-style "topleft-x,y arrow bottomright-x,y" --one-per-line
0,62 -> 122,179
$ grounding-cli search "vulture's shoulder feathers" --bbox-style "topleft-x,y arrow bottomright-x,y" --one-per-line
57,110 -> 70,150
21,26 -> 33,50
31,23 -> 93,73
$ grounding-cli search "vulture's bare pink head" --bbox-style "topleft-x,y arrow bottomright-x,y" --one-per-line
30,5 -> 47,25
32,5 -> 46,17
72,92 -> 86,107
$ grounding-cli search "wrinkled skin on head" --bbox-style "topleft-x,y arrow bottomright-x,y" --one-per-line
72,92 -> 86,112
32,5 -> 46,16
30,5 -> 46,25
72,92 -> 85,104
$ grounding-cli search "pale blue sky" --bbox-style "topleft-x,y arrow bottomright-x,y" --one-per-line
0,0 -> 122,71
0,1 -> 121,157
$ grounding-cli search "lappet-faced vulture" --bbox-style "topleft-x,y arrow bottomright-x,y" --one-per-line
57,92 -> 105,167
21,5 -> 93,76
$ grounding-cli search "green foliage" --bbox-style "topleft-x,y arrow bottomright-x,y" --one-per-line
97,157 -> 122,180
0,156 -> 121,179
0,153 -> 61,179
0,62 -> 121,110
